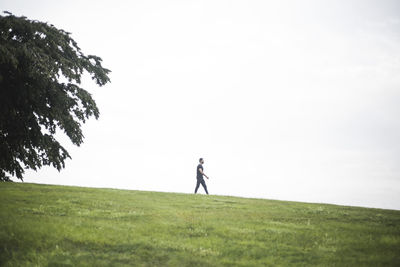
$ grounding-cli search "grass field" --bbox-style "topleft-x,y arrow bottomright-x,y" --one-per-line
0,182 -> 399,266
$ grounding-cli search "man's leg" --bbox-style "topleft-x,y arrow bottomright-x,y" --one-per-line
200,179 -> 209,195
194,179 -> 201,193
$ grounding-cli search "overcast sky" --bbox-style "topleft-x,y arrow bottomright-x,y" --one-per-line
3,0 -> 400,210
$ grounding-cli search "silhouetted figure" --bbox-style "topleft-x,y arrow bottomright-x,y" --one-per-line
195,158 -> 209,194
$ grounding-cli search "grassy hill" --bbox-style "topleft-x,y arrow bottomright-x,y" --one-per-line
0,183 -> 399,266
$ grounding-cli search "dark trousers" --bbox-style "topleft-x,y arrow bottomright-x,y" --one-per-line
194,178 -> 209,194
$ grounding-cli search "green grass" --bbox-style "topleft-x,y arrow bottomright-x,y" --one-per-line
0,183 -> 399,266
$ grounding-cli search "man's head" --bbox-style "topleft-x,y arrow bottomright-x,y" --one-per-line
199,158 -> 204,164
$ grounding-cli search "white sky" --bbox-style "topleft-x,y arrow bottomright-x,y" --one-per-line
3,0 -> 400,210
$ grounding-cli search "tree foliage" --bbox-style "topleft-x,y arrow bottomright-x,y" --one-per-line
0,12 -> 111,181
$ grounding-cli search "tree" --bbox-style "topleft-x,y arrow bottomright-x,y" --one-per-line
0,12 -> 111,181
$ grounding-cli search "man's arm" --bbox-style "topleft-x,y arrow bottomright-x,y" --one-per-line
199,169 -> 209,179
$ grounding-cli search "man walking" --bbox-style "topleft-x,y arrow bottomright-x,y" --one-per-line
195,158 -> 209,194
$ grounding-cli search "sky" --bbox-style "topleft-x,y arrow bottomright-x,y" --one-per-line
2,0 -> 400,210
